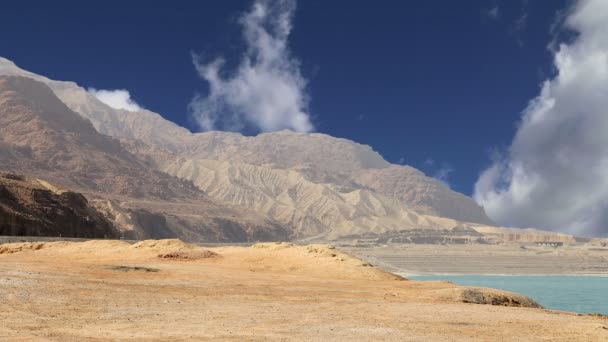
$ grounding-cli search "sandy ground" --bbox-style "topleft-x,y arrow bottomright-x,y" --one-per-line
0,240 -> 607,341
344,243 -> 608,275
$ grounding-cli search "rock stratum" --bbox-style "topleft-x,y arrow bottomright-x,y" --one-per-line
0,172 -> 116,238
0,57 -> 578,243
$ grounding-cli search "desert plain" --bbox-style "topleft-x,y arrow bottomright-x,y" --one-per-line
344,243 -> 608,275
0,238 -> 607,341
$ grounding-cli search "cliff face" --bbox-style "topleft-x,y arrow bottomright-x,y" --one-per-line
0,172 -> 118,238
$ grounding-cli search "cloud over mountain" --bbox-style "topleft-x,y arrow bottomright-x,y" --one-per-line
88,88 -> 143,112
189,0 -> 313,133
475,0 -> 608,237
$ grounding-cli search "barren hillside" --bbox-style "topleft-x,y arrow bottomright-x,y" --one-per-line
0,75 -> 291,242
0,57 -> 577,243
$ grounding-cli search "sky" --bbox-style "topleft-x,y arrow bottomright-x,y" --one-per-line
2,0 -> 607,236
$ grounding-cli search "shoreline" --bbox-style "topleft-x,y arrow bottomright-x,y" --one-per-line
344,244 -> 608,277
402,272 -> 608,317
400,272 -> 608,277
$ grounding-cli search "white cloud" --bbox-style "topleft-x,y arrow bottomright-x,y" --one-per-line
88,88 -> 143,112
189,0 -> 313,133
512,12 -> 528,34
434,165 -> 454,187
483,5 -> 500,20
474,0 -> 608,237
502,0 -> 530,47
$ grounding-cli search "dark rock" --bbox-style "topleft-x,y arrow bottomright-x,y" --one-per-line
0,171 -> 118,238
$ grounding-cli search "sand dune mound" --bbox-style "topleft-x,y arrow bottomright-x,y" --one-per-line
157,250 -> 220,260
0,241 -> 63,254
0,239 -> 219,261
0,240 -> 129,256
133,239 -> 220,260
251,242 -> 295,250
244,242 -> 404,281
132,239 -> 196,252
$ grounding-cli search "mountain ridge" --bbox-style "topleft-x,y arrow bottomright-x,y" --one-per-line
0,75 -> 292,242
0,57 -> 494,226
1,56 -> 577,244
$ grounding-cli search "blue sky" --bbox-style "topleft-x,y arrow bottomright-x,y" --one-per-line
0,0 -> 567,196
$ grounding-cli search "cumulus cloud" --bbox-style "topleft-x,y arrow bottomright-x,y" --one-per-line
88,88 -> 143,112
189,0 -> 313,133
474,0 -> 608,237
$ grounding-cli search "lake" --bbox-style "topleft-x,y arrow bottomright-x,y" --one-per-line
408,275 -> 608,315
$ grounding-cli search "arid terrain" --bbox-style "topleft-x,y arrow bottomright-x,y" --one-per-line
344,243 -> 608,275
1,239 -> 607,341
1,1 -> 607,340
0,52 -> 606,341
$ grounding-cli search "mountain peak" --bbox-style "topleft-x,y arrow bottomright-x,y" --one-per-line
0,56 -> 16,66
0,57 -> 20,74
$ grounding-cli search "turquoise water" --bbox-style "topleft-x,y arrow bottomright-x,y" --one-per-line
409,275 -> 608,315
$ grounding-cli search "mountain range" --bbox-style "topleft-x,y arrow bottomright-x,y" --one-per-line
0,56 -> 575,243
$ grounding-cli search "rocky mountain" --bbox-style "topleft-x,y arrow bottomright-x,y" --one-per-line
0,75 -> 290,242
0,171 -> 116,238
0,75 -> 195,199
0,56 -> 573,243
0,57 -> 492,225
353,166 -> 493,224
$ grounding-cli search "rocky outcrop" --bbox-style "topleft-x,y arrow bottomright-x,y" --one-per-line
0,172 -> 117,238
460,287 -> 542,308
